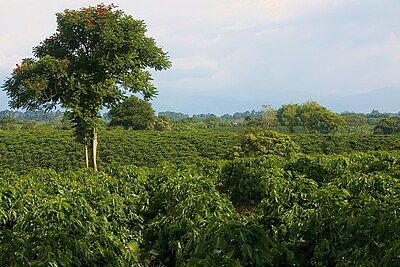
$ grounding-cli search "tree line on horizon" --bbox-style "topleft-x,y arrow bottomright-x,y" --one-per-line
1,103 -> 399,123
1,97 -> 400,135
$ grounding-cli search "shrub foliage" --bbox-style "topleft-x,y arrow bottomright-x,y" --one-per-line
1,151 -> 400,265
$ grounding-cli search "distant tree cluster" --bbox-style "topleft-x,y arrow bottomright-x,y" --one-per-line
276,101 -> 344,133
155,103 -> 400,134
0,110 -> 63,121
158,111 -> 189,120
0,100 -> 399,135
108,96 -> 171,131
159,110 -> 262,121
156,102 -> 347,133
220,110 -> 262,120
374,117 -> 400,134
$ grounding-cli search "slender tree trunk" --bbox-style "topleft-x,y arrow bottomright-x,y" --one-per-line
88,128 -> 98,171
84,145 -> 89,169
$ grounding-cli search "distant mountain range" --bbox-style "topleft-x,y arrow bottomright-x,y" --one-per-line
318,87 -> 400,113
152,87 -> 400,115
0,83 -> 398,115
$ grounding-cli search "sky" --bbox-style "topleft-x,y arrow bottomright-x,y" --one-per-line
0,0 -> 399,114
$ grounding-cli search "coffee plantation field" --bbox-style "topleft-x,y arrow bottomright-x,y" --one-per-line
1,151 -> 400,266
0,128 -> 398,173
0,127 -> 399,266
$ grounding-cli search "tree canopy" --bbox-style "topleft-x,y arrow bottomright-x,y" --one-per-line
109,95 -> 155,130
298,101 -> 343,133
277,104 -> 299,133
2,4 -> 171,170
374,117 -> 400,134
277,101 -> 342,133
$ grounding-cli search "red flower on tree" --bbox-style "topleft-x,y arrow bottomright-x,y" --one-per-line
13,64 -> 21,75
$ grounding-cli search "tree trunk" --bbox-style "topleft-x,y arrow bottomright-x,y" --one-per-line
88,128 -> 98,171
84,145 -> 89,168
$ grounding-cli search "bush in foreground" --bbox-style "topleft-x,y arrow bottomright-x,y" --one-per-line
1,152 -> 400,266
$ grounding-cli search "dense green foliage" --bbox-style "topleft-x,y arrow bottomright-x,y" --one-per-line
156,106 -> 400,134
297,101 -> 344,133
277,101 -> 343,134
0,129 -> 399,173
0,168 -> 146,266
205,151 -> 400,265
2,151 -> 400,265
236,128 -> 299,157
374,117 -> 400,134
291,134 -> 400,154
109,96 -> 156,130
149,116 -> 172,131
0,130 -> 84,172
0,116 -> 17,130
0,129 -> 236,173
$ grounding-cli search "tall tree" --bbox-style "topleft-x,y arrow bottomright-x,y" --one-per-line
2,4 -> 171,171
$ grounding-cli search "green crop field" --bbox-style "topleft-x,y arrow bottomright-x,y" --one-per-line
0,128 -> 398,173
1,127 -> 400,265
2,149 -> 400,265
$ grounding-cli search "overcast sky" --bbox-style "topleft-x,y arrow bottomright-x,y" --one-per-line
0,0 -> 399,113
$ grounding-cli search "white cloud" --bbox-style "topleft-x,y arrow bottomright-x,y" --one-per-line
0,0 -> 399,112
207,0 -> 348,26
173,56 -> 218,71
